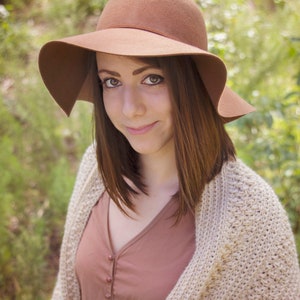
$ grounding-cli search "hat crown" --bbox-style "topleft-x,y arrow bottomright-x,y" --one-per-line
97,0 -> 208,50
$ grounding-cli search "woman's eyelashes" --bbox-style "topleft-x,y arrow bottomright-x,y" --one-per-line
142,74 -> 164,85
100,74 -> 164,89
101,78 -> 121,88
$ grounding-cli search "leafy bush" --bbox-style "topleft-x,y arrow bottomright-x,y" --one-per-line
0,0 -> 93,297
0,0 -> 299,298
201,0 -> 300,254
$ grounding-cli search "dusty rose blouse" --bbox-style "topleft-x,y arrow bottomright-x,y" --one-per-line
75,193 -> 195,299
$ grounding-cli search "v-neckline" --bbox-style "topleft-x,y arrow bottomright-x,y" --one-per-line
105,194 -> 175,257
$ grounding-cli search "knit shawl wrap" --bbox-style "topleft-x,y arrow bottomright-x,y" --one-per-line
52,145 -> 300,299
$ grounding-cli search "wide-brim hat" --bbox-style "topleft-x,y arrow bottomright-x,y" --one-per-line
38,0 -> 255,121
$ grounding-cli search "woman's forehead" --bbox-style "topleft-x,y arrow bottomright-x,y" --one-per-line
96,52 -> 161,69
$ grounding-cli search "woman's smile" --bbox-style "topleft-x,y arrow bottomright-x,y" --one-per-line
125,121 -> 158,135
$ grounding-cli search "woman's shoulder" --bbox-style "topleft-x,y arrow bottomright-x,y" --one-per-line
216,158 -> 295,253
74,143 -> 98,184
198,158 -> 288,234
80,143 -> 97,168
191,160 -> 300,298
66,143 -> 101,212
203,158 -> 293,244
222,159 -> 278,206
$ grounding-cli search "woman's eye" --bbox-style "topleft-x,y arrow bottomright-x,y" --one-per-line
102,78 -> 121,88
143,74 -> 164,85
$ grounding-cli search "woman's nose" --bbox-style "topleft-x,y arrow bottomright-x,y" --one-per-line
122,87 -> 146,118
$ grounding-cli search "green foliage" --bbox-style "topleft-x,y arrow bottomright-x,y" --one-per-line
42,0 -> 108,36
0,0 -> 299,298
200,0 -> 300,254
0,10 -> 30,77
3,0 -> 34,8
0,0 -> 94,297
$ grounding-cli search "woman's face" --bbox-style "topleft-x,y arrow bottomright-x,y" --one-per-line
96,53 -> 174,157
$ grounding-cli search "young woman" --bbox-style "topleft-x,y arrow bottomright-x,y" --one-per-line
39,0 -> 300,299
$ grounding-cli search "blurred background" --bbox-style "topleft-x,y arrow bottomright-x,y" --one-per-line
0,0 -> 299,298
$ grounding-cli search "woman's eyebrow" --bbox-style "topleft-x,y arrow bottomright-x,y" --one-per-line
98,65 -> 159,76
98,69 -> 120,77
132,65 -> 157,75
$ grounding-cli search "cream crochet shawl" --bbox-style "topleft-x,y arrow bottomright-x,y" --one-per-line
52,145 -> 300,299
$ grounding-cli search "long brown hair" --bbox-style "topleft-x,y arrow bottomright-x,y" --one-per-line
92,54 -> 235,218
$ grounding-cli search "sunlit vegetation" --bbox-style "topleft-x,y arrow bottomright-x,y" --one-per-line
0,0 -> 299,298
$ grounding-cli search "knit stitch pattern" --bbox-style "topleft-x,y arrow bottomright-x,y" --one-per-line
52,145 -> 300,299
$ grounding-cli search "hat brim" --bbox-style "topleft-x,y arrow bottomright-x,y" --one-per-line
39,28 -> 255,120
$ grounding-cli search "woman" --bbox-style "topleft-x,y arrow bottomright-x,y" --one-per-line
39,0 -> 300,299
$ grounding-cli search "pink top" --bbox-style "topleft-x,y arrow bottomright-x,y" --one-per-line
75,193 -> 195,299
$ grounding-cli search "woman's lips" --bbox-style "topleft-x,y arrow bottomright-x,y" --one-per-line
126,122 -> 157,135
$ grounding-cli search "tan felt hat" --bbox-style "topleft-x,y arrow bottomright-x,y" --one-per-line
38,0 -> 255,120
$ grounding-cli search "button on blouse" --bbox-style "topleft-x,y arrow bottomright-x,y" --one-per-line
75,192 -> 195,299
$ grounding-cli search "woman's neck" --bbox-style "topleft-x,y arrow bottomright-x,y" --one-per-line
139,145 -> 178,197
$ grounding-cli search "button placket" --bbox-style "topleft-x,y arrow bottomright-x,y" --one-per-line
105,253 -> 115,299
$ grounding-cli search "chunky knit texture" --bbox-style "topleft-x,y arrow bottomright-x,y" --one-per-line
52,145 -> 300,299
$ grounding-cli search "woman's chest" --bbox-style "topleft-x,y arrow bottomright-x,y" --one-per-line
75,193 -> 195,300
